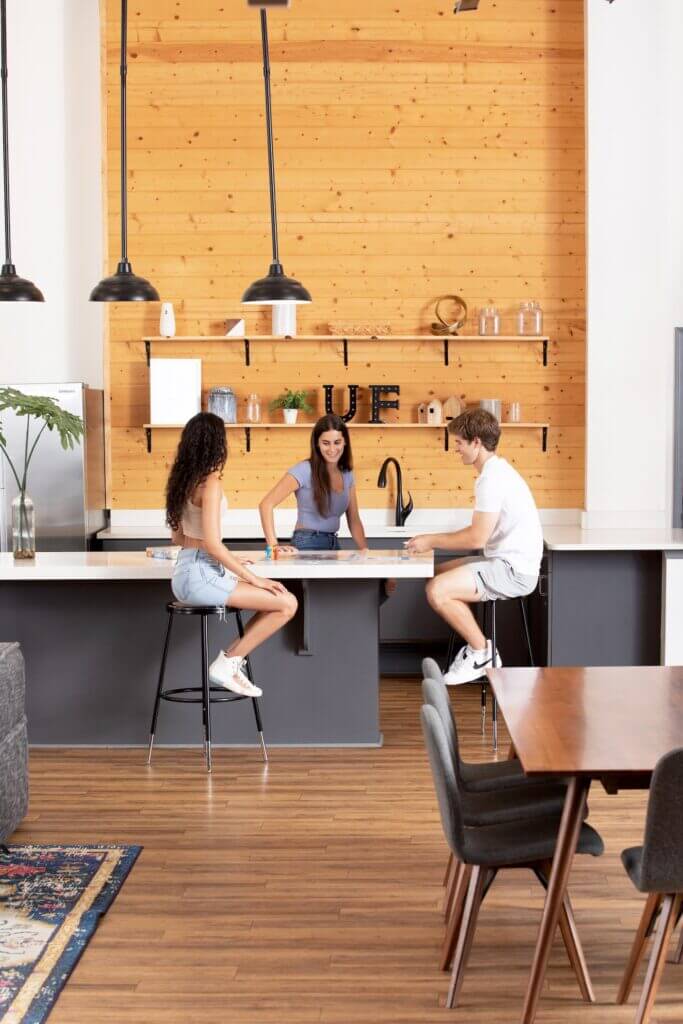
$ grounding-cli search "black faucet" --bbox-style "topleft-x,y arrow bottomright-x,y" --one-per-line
377,457 -> 414,527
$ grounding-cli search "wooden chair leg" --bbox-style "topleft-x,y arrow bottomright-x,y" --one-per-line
537,860 -> 595,1003
617,893 -> 662,1004
559,891 -> 595,1002
635,893 -> 681,1024
671,921 -> 683,964
441,863 -> 471,971
444,858 -> 463,919
446,866 -> 487,1009
443,850 -> 454,887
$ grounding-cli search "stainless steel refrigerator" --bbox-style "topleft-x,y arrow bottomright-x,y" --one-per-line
0,383 -> 106,551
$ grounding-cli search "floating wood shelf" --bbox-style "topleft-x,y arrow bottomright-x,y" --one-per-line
143,334 -> 550,369
143,421 -> 549,455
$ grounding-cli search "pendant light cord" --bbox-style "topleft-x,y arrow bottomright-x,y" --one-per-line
1,0 -> 12,268
119,0 -> 128,264
260,9 -> 280,267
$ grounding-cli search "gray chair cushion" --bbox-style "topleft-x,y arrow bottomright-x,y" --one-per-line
0,717 -> 28,843
622,846 -> 644,891
461,784 -> 567,828
0,643 -> 25,734
463,818 -> 604,868
0,642 -> 28,844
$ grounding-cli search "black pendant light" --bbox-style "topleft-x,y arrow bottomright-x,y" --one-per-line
242,8 -> 311,306
90,0 -> 158,302
0,0 -> 43,302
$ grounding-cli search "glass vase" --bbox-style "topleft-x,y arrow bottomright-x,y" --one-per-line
12,492 -> 35,560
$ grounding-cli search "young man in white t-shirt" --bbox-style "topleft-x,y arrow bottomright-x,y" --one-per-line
406,409 -> 542,685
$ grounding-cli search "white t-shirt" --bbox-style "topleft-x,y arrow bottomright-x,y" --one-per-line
474,456 -> 543,577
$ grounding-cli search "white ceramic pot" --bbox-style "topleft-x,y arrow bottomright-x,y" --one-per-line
159,302 -> 176,338
283,408 -> 299,425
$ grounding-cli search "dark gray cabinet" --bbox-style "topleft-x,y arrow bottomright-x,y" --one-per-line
528,549 -> 662,666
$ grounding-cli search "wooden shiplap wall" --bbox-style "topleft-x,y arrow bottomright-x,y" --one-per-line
103,0 -> 585,511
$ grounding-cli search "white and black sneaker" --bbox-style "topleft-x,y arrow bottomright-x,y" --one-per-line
443,642 -> 502,686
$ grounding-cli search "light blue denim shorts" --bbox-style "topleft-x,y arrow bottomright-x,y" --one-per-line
172,548 -> 239,606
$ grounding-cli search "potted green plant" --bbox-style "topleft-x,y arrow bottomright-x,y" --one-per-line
0,388 -> 84,559
269,389 -> 312,426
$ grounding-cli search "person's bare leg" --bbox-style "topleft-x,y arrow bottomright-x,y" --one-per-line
224,609 -> 267,655
426,565 -> 487,651
223,584 -> 298,658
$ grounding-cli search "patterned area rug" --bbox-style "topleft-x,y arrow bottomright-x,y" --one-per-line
0,844 -> 141,1024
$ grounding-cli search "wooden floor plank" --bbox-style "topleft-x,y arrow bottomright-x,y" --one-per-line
15,679 -> 683,1022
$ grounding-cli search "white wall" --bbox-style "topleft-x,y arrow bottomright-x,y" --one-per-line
585,0 -> 683,527
0,0 -> 103,386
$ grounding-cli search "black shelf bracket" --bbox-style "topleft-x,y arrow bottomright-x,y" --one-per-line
542,339 -> 548,367
145,427 -> 152,454
244,338 -> 250,367
444,427 -> 449,452
542,426 -> 548,453
443,338 -> 449,366
244,426 -> 251,453
343,338 -> 349,367
145,340 -> 151,367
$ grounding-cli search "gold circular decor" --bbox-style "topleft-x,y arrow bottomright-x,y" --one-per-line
430,294 -> 468,336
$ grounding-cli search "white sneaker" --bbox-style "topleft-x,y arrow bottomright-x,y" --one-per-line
443,643 -> 502,686
447,644 -> 470,673
421,657 -> 444,682
209,653 -> 262,697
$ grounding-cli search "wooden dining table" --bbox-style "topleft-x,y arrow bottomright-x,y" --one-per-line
488,665 -> 683,1024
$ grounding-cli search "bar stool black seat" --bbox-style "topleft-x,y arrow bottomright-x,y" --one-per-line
147,601 -> 267,773
444,594 -> 535,751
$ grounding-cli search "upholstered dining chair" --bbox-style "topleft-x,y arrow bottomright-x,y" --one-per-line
617,746 -> 683,1024
420,703 -> 604,1009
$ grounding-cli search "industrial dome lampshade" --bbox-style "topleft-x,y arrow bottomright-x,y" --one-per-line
242,8 -> 311,306
0,0 -> 43,302
90,0 -> 158,302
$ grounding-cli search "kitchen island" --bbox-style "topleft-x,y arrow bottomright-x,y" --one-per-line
535,527 -> 683,666
0,550 -> 433,747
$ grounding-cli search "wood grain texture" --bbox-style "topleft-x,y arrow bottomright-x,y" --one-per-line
488,666 -> 683,776
102,0 -> 586,510
18,681 -> 683,1023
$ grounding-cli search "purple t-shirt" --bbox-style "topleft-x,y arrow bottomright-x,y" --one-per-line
288,460 -> 354,533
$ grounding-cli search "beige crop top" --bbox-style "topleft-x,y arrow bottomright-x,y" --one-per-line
181,495 -> 228,540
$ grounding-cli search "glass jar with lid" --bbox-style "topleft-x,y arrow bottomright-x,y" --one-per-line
246,393 -> 262,424
478,306 -> 501,336
208,387 -> 237,424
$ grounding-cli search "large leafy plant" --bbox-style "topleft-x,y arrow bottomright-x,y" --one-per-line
0,387 -> 84,517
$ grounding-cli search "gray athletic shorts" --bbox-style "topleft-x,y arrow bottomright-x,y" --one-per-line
462,556 -> 538,602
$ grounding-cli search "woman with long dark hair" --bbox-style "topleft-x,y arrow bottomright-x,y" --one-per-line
259,414 -> 368,553
167,413 -> 297,696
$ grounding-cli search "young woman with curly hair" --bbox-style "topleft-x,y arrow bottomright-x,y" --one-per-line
166,412 -> 297,696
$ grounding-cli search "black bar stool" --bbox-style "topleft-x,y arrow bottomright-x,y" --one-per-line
445,595 -> 534,751
147,601 -> 268,773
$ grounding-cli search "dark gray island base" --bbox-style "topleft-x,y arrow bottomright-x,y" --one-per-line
0,551 -> 432,747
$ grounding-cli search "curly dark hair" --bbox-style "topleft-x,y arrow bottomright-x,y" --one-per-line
309,414 -> 353,517
165,413 -> 228,531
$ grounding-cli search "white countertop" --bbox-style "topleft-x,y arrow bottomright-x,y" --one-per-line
0,550 -> 434,582
543,527 -> 683,551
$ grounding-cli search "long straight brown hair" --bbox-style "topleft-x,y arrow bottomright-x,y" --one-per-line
309,414 -> 353,517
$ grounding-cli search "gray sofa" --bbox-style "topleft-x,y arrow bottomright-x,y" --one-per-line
0,642 -> 28,845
